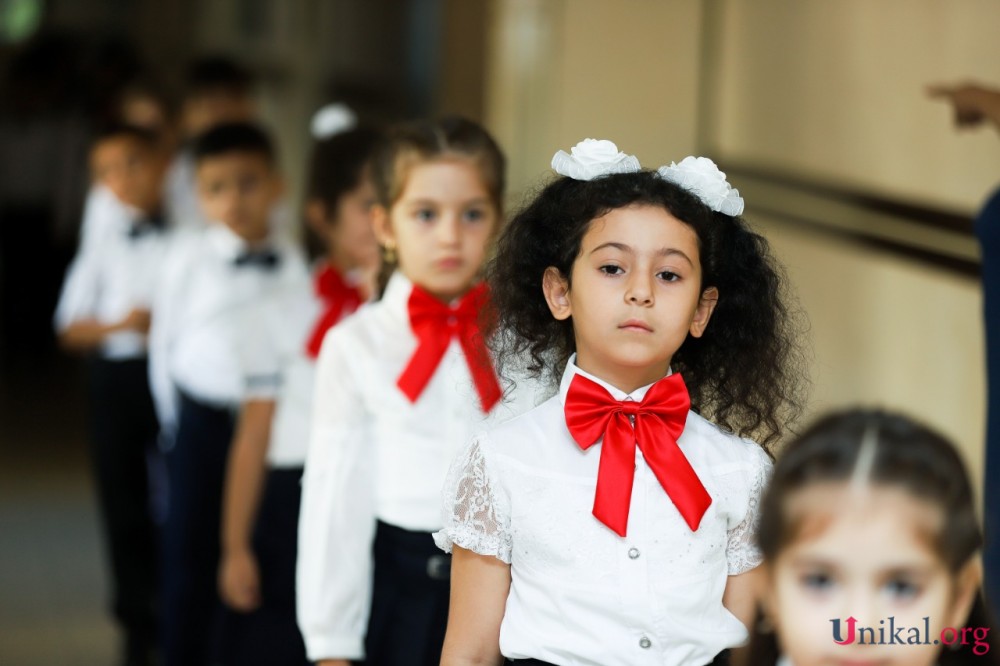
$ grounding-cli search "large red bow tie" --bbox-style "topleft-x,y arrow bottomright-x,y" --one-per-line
564,372 -> 711,537
396,283 -> 502,413
305,265 -> 363,359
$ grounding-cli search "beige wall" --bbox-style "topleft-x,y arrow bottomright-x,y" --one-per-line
759,216 -> 985,479
485,0 -> 704,198
708,0 -> 1000,212
484,0 -> 990,493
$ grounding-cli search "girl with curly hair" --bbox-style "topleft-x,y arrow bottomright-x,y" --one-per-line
435,139 -> 806,665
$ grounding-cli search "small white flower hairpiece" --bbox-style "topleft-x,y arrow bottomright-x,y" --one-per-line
657,156 -> 745,216
310,103 -> 358,140
551,138 -> 641,181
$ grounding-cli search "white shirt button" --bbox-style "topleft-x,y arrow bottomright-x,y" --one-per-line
639,636 -> 652,649
628,547 -> 640,559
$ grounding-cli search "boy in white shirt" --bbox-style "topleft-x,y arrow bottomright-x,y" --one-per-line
54,123 -> 170,666
148,121 -> 308,666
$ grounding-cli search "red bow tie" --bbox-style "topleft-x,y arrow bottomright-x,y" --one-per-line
396,283 -> 502,413
564,372 -> 711,537
305,265 -> 363,358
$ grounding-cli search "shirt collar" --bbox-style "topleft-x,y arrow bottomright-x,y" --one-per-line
381,270 -> 413,318
558,353 -> 670,405
206,223 -> 274,262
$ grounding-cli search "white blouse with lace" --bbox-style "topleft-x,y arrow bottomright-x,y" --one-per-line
435,358 -> 772,666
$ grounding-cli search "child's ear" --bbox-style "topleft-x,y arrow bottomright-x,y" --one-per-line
304,199 -> 329,236
542,267 -> 572,321
689,286 -> 719,338
371,204 -> 395,246
945,557 -> 982,629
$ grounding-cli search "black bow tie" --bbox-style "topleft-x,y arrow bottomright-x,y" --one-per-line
233,249 -> 280,270
127,214 -> 165,240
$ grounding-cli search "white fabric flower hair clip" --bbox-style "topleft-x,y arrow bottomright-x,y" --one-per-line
657,156 -> 745,216
551,138 -> 641,181
310,103 -> 358,140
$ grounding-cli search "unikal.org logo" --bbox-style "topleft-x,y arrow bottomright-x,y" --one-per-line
831,616 -> 990,656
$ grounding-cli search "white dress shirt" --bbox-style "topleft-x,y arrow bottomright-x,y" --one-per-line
54,198 -> 169,360
78,184 -> 124,249
147,223 -> 308,431
230,271 -> 328,467
296,271 -> 543,661
435,357 -> 773,666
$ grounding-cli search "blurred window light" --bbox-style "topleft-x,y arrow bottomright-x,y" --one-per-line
0,0 -> 43,44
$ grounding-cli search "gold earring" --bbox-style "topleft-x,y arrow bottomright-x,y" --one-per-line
383,242 -> 396,264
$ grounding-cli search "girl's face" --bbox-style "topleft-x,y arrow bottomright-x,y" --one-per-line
311,175 -> 379,273
766,483 -> 979,666
542,204 -> 717,392
373,158 -> 498,302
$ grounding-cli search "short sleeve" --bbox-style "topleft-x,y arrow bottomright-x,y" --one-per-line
725,445 -> 773,575
433,435 -> 513,564
227,302 -> 284,401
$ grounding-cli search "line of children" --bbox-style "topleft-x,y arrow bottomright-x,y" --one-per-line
747,408 -> 998,666
296,116 -> 542,666
435,141 -> 804,665
53,123 -> 172,666
54,108 -> 998,666
215,118 -> 383,665
148,121 -> 309,666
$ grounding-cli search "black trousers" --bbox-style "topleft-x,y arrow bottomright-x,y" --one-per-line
216,467 -> 310,666
86,357 -> 160,660
363,521 -> 452,666
160,391 -> 235,666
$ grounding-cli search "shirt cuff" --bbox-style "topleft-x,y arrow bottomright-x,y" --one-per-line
244,373 -> 282,400
304,635 -> 365,662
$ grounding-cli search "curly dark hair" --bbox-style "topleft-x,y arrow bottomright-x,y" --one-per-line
487,170 -> 806,447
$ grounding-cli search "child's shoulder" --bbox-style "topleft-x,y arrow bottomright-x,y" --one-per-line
318,296 -> 406,359
479,393 -> 564,455
683,411 -> 771,467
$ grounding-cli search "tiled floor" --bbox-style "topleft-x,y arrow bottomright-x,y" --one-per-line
0,354 -> 117,666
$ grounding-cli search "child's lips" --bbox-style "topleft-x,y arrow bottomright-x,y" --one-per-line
436,257 -> 463,270
619,319 -> 653,332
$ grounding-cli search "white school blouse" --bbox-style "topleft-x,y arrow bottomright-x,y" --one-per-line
54,200 -> 168,360
147,223 -> 308,430
296,271 -> 542,662
435,357 -> 772,666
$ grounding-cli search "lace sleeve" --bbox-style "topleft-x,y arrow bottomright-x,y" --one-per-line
725,445 -> 773,575
433,435 -> 513,564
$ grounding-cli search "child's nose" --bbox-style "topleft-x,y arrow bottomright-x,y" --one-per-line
626,273 -> 654,305
437,215 -> 460,246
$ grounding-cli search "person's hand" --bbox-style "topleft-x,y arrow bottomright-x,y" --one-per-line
928,82 -> 1000,129
119,308 -> 152,334
218,547 -> 261,612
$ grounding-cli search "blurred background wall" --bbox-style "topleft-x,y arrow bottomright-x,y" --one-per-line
1,1 -> 998,663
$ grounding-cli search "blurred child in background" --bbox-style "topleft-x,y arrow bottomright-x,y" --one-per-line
215,106 -> 381,666
148,121 -> 308,666
296,116 -> 540,666
54,123 -> 171,666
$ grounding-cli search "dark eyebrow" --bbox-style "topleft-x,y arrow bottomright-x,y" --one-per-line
590,242 -> 694,266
